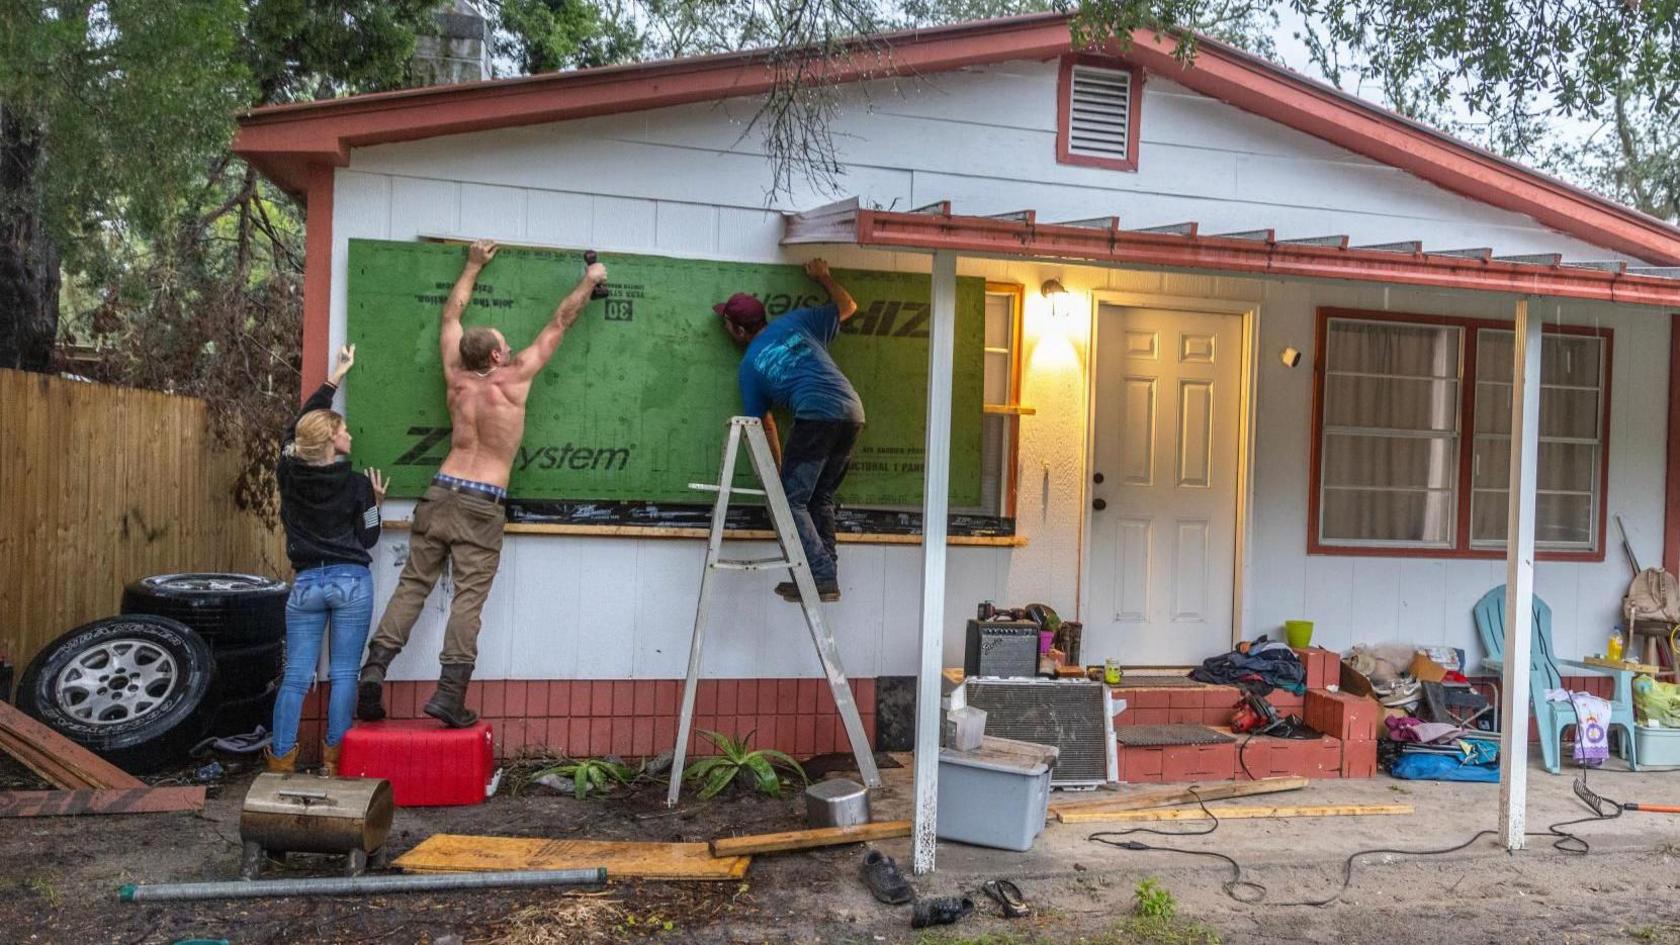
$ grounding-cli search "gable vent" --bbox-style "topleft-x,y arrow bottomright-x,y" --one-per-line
1066,64 -> 1134,161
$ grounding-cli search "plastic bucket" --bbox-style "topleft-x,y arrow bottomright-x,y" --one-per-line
1284,620 -> 1314,649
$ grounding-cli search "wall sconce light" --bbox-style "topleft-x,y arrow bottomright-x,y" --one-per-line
1280,346 -> 1302,367
1040,278 -> 1070,318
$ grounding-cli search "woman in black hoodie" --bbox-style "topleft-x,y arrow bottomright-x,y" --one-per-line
269,344 -> 387,774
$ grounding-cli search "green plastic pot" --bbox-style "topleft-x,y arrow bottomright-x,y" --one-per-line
1284,620 -> 1314,649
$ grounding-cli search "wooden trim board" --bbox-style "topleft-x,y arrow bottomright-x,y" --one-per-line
1048,776 -> 1308,816
393,835 -> 750,881
0,787 -> 206,818
709,821 -> 911,857
0,701 -> 143,790
1057,803 -> 1414,825
381,520 -> 1026,547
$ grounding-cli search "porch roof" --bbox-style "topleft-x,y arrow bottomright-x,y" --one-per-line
782,198 -> 1680,308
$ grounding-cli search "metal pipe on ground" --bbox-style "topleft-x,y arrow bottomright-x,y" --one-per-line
119,867 -> 607,902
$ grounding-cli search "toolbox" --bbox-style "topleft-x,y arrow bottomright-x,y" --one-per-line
339,720 -> 497,807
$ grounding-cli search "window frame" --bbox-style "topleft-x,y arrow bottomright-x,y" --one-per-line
981,282 -> 1026,518
1307,306 -> 1612,562
1055,54 -> 1145,173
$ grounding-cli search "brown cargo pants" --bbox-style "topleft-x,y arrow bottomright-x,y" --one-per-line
370,485 -> 505,666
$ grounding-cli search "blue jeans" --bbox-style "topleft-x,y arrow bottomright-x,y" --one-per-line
273,564 -> 374,755
780,419 -> 862,584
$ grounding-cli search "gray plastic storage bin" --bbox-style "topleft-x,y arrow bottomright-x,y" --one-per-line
935,742 -> 1054,851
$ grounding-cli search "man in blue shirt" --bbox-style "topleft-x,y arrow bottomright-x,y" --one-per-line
716,259 -> 862,602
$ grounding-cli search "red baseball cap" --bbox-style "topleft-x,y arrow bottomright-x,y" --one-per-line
713,292 -> 766,330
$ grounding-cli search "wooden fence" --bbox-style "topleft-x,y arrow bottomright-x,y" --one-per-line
0,369 -> 286,673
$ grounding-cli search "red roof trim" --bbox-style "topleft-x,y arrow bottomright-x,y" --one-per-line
815,206 -> 1680,307
233,13 -> 1680,263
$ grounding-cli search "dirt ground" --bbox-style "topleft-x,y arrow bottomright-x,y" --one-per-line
5,750 -> 1680,945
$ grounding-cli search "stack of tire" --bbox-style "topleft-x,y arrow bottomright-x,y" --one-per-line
17,573 -> 288,773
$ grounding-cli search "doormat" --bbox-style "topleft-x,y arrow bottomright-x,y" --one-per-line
1115,676 -> 1205,689
1115,725 -> 1235,747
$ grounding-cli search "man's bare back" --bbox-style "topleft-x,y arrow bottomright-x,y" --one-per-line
434,240 -> 606,487
438,372 -> 531,488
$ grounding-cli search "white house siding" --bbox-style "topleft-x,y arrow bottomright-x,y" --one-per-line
327,57 -> 1667,682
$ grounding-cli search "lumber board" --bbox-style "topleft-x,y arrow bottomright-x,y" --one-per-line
0,701 -> 142,789
709,820 -> 911,857
1048,776 -> 1308,815
393,835 -> 750,881
1056,803 -> 1414,825
0,728 -> 95,789
379,520 -> 1025,547
0,786 -> 206,818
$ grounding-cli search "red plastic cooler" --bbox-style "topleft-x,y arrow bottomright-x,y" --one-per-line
339,720 -> 496,807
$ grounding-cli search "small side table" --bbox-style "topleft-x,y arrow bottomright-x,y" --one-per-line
1580,655 -> 1662,674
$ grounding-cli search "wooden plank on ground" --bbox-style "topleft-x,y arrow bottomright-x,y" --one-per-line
1049,776 -> 1308,816
1057,803 -> 1414,825
0,786 -> 206,818
709,820 -> 911,857
393,835 -> 751,881
0,701 -> 142,789
0,728 -> 95,790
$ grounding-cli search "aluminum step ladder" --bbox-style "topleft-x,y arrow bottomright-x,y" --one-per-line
666,416 -> 881,806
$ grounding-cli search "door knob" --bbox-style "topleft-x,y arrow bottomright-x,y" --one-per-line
1092,497 -> 1107,511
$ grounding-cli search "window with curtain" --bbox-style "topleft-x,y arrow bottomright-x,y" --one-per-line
1311,309 -> 1610,558
1470,330 -> 1606,549
1319,318 -> 1462,546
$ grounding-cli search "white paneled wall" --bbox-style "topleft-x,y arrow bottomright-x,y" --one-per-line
330,56 -> 1670,681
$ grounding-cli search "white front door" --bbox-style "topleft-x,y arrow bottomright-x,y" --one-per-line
1086,305 -> 1242,666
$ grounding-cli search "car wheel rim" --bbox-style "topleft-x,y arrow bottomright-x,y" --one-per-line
54,638 -> 180,726
156,574 -> 261,592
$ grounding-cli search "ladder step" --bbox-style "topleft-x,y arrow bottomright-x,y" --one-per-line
688,483 -> 768,496
714,557 -> 800,571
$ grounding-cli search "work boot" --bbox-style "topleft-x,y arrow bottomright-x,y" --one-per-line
423,664 -> 479,728
356,644 -> 399,721
775,580 -> 841,603
320,742 -> 341,778
264,744 -> 299,774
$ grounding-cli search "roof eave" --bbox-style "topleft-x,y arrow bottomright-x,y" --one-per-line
784,201 -> 1680,308
234,14 -> 1680,265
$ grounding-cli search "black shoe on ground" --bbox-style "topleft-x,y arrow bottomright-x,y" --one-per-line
860,851 -> 913,905
775,580 -> 840,603
911,896 -> 975,929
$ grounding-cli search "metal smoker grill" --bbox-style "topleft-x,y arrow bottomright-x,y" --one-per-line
239,773 -> 395,879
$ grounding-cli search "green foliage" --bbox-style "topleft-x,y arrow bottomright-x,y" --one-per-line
48,1 -> 445,524
0,1 -> 248,266
492,0 -> 644,74
242,0 -> 441,103
622,910 -> 678,933
1132,877 -> 1176,920
683,730 -> 807,799
533,756 -> 637,799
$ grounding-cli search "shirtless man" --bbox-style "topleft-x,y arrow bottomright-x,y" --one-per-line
358,239 -> 607,727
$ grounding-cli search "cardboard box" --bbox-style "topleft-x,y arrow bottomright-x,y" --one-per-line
1409,652 -> 1449,683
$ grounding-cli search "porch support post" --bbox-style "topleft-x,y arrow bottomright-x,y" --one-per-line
1498,296 -> 1541,851
912,250 -> 957,875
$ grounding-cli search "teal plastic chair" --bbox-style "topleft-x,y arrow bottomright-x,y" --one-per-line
1472,586 -> 1638,773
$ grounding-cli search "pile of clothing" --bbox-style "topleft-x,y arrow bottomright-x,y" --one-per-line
1188,637 -> 1306,695
1381,716 -> 1500,782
